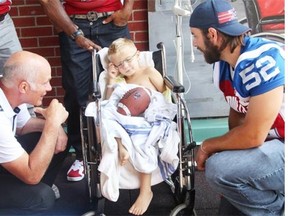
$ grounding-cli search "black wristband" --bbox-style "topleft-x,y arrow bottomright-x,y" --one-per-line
70,28 -> 84,40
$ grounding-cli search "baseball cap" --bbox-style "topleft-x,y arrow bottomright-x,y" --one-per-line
189,0 -> 250,36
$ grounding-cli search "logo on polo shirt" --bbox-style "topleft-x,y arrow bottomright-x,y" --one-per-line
0,105 -> 3,111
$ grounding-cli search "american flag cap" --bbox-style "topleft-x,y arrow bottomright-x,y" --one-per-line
217,8 -> 238,24
190,0 -> 250,36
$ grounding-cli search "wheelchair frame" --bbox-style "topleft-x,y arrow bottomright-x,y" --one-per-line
80,42 -> 197,216
241,0 -> 284,34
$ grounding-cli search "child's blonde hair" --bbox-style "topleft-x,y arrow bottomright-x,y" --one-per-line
107,38 -> 136,61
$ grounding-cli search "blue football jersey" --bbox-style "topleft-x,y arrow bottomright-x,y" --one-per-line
213,36 -> 285,139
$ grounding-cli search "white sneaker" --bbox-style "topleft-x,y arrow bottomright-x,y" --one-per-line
67,159 -> 85,181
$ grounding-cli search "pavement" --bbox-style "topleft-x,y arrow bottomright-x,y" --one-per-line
45,152 -> 221,216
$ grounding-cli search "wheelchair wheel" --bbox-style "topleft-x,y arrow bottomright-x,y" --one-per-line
81,210 -> 106,216
252,32 -> 285,43
170,203 -> 197,216
80,105 -> 105,213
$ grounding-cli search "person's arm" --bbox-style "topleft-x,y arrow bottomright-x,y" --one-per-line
228,107 -> 245,130
17,112 -> 67,154
38,0 -> 101,51
104,63 -> 120,100
17,117 -> 45,135
148,67 -> 166,93
103,0 -> 134,26
196,86 -> 284,170
1,99 -> 68,184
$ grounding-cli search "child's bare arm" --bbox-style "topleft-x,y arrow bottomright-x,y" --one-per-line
104,63 -> 120,100
148,67 -> 166,93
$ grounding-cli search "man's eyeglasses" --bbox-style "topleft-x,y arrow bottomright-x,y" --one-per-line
113,50 -> 138,69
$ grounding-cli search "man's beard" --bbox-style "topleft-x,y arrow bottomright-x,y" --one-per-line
201,37 -> 221,64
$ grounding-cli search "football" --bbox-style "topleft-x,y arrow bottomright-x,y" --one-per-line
117,87 -> 151,116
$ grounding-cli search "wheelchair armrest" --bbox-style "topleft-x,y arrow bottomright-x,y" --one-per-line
91,80 -> 101,100
164,75 -> 185,93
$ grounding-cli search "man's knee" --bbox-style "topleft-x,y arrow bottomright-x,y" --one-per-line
204,153 -> 235,188
0,183 -> 56,214
17,183 -> 56,212
30,184 -> 55,211
205,154 -> 223,187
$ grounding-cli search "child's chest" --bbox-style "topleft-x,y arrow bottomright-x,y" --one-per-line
126,76 -> 156,91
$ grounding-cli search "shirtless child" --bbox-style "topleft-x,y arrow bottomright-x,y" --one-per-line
104,38 -> 166,215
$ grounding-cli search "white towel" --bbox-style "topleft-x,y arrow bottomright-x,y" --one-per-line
97,83 -> 180,202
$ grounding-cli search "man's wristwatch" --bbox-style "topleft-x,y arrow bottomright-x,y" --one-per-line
70,28 -> 84,40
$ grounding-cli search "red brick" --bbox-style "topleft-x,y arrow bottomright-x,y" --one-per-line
18,5 -> 45,16
45,88 -> 56,97
51,68 -> 58,77
21,26 -> 53,37
47,57 -> 62,68
134,31 -> 149,42
39,36 -> 59,47
19,38 -> 38,48
10,7 -> 19,16
135,42 -> 149,51
50,77 -> 62,87
12,16 -> 36,27
25,47 -> 55,57
11,0 -> 25,6
128,21 -> 148,32
36,16 -> 55,26
134,1 -> 148,10
57,88 -> 66,97
133,10 -> 148,21
43,98 -> 55,107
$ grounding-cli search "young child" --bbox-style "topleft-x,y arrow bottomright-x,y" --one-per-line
105,38 -> 166,215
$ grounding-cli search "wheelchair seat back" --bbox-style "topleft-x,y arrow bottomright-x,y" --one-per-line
243,0 -> 284,34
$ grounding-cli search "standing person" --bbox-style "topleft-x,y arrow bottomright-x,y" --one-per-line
0,51 -> 68,214
39,0 -> 134,182
0,0 -> 22,76
189,0 -> 284,215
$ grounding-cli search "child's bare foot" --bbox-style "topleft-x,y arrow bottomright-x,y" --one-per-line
118,144 -> 129,166
129,191 -> 153,215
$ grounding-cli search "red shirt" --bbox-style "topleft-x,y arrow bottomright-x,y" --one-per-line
63,0 -> 123,15
0,0 -> 11,15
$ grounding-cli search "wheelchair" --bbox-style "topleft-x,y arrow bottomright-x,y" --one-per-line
239,0 -> 285,46
80,42 -> 197,216
240,0 -> 284,34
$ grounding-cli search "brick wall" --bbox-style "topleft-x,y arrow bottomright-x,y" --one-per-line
10,0 -> 149,106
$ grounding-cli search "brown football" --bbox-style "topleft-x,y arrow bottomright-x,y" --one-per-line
117,87 -> 151,116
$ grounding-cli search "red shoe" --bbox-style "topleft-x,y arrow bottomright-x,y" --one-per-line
67,160 -> 84,181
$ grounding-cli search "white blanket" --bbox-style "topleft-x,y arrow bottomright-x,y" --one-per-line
93,83 -> 180,202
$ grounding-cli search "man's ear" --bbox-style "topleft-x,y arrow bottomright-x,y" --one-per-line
18,81 -> 29,93
207,27 -> 218,42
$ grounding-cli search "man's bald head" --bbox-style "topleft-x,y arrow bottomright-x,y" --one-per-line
1,51 -> 51,88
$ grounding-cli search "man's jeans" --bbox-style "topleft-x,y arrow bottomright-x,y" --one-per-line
205,139 -> 284,215
0,132 -> 67,215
